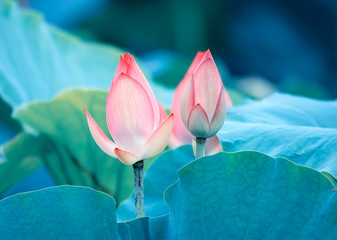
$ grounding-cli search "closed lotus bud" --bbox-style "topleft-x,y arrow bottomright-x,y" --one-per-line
85,53 -> 174,165
170,51 -> 232,154
180,50 -> 227,138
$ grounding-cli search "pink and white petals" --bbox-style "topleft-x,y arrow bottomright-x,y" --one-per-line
225,91 -> 232,107
184,51 -> 206,78
107,73 -> 154,154
143,114 -> 174,159
111,53 -> 161,127
170,74 -> 193,146
193,58 -> 222,120
169,50 -> 231,159
180,80 -> 195,128
204,135 -> 223,155
180,50 -> 227,139
158,101 -> 168,123
210,87 -> 227,136
169,132 -> 186,149
84,109 -> 116,158
114,148 -> 140,165
187,104 -> 211,138
86,53 -> 174,165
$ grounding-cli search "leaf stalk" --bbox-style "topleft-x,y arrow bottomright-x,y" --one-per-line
195,137 -> 206,159
133,160 -> 145,218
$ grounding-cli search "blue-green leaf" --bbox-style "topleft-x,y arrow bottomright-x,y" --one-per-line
220,93 -> 337,177
226,93 -> 337,127
0,0 -> 121,110
0,185 -> 170,239
0,133 -> 44,195
0,186 -> 118,239
118,215 -> 171,240
0,0 -> 173,111
0,98 -> 20,145
164,151 -> 337,239
2,151 -> 336,239
119,148 -> 337,238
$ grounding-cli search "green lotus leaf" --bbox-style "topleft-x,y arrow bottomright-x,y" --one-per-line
2,151 -> 336,239
0,133 -> 43,195
164,151 -> 337,239
220,93 -> 337,177
0,0 -> 174,111
0,186 -> 118,239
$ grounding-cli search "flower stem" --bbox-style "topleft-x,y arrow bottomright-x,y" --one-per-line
195,137 -> 206,159
133,160 -> 145,218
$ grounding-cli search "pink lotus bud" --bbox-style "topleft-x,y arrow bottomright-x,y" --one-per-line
169,51 -> 231,154
85,53 -> 174,165
180,50 -> 229,138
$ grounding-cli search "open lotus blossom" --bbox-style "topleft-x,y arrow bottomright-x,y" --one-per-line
178,50 -> 230,141
85,53 -> 174,165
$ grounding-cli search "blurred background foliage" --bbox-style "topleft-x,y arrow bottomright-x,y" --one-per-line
19,0 -> 337,99
0,0 -> 335,200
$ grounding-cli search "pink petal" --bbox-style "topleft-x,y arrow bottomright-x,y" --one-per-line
106,73 -> 154,154
197,49 -> 214,66
187,104 -> 210,138
184,51 -> 207,78
193,54 -> 223,121
171,75 -> 193,146
114,148 -> 140,165
84,109 -> 116,157
210,87 -> 227,136
201,51 -> 232,108
169,51 -> 207,148
157,101 -> 167,123
169,131 -> 186,149
224,89 -> 233,107
180,79 -> 195,129
142,114 -> 174,159
205,135 -> 223,155
110,53 -> 160,127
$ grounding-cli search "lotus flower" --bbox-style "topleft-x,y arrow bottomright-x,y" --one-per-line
180,50 -> 229,139
85,53 -> 174,165
170,50 -> 231,154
